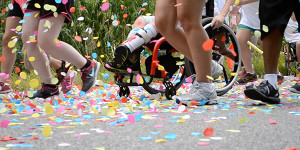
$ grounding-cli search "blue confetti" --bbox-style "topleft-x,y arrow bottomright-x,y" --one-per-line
107,41 -> 111,47
24,13 -> 31,17
103,73 -> 109,79
92,53 -> 97,59
165,133 -> 176,140
191,132 -> 202,136
79,91 -> 86,96
140,137 -> 152,140
55,0 -> 62,3
149,132 -> 160,135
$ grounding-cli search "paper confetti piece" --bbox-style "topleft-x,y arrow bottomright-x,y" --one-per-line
165,133 -> 176,140
226,130 -> 241,132
262,25 -> 269,32
239,118 -> 247,124
202,39 -> 214,51
203,127 -> 214,137
58,143 -> 71,147
127,115 -> 135,123
0,56 -> 5,62
75,36 -> 82,42
43,126 -> 52,137
101,2 -> 110,11
155,139 -> 167,143
1,120 -> 10,128
198,142 -> 210,146
140,137 -> 152,140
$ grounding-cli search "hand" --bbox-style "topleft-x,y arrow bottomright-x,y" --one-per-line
211,15 -> 225,29
229,5 -> 240,16
230,16 -> 237,29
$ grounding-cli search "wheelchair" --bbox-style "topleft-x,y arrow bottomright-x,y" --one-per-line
283,42 -> 299,76
112,17 -> 241,99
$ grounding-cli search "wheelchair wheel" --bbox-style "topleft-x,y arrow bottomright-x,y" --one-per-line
284,43 -> 297,76
185,17 -> 241,96
141,38 -> 187,99
118,86 -> 130,97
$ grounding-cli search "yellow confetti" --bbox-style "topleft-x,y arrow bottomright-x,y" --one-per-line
177,119 -> 186,123
235,0 -> 240,5
44,20 -> 51,29
254,30 -> 261,37
29,57 -> 35,62
29,79 -> 40,89
43,126 -> 52,137
231,73 -> 237,76
20,72 -> 27,79
226,130 -> 241,133
199,139 -> 210,142
8,41 -> 16,48
51,78 -> 59,84
31,113 -> 40,118
27,91 -> 33,98
14,80 -> 21,85
262,25 -> 269,32
155,139 -> 167,143
11,48 -> 17,53
107,108 -> 116,116
16,25 -> 22,32
93,147 -> 105,150
34,3 -> 41,8
29,36 -> 36,41
206,75 -> 214,81
45,105 -> 53,115
97,41 -> 101,47
158,65 -> 164,71
112,101 -> 120,108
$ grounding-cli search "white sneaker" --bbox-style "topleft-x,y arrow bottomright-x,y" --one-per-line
173,82 -> 217,106
212,60 -> 223,79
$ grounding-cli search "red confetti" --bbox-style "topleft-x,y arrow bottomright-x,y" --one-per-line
141,8 -> 146,11
70,7 -> 75,13
202,39 -> 214,51
0,56 -> 5,62
249,111 -> 255,114
15,67 -> 20,73
79,6 -> 86,11
74,36 -> 82,42
203,127 -> 214,137
123,14 -> 128,18
121,4 -> 124,10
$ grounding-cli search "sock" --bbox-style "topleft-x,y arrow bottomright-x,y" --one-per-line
125,24 -> 158,52
264,74 -> 277,89
80,60 -> 91,71
126,28 -> 139,40
196,82 -> 214,91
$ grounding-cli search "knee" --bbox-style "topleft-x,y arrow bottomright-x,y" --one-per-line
155,16 -> 175,35
178,15 -> 201,33
2,32 -> 13,46
37,37 -> 53,51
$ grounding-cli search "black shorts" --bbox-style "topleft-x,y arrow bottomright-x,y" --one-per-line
7,2 -> 24,18
25,0 -> 74,23
259,0 -> 300,40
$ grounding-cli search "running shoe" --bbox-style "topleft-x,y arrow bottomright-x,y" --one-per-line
0,82 -> 12,94
173,82 -> 217,106
81,60 -> 100,93
61,70 -> 77,94
30,84 -> 59,99
237,72 -> 258,85
290,83 -> 300,94
244,80 -> 280,104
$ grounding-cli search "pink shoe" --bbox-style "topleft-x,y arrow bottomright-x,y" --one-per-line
61,70 -> 77,94
0,82 -> 13,94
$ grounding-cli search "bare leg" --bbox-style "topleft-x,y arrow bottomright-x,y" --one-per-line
177,0 -> 211,82
236,29 -> 254,73
263,27 -> 282,74
296,42 -> 300,62
22,12 -> 52,84
155,0 -> 193,61
38,15 -> 87,69
49,57 -> 62,70
1,17 -> 21,82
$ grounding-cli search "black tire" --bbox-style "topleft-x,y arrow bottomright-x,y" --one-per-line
118,86 -> 130,97
184,17 -> 241,96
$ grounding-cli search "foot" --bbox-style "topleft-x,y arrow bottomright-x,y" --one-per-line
290,83 -> 300,94
61,70 -> 77,94
30,84 -> 59,99
219,48 -> 236,60
212,60 -> 223,79
173,82 -> 217,106
56,60 -> 71,85
244,80 -> 280,104
277,72 -> 284,85
81,60 -> 100,93
237,72 -> 258,85
110,45 -> 131,68
0,82 -> 12,94
105,60 -> 139,73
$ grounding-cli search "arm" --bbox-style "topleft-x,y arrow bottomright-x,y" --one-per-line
237,0 -> 258,6
211,0 -> 235,29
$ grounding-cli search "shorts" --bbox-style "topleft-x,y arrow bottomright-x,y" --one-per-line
259,0 -> 300,40
238,24 -> 259,34
7,2 -> 23,18
25,0 -> 74,23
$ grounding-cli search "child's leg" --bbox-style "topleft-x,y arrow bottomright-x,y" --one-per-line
37,15 -> 87,69
176,0 -> 211,83
155,0 -> 193,61
22,11 -> 53,84
236,29 -> 254,73
296,42 -> 300,62
1,17 -> 20,82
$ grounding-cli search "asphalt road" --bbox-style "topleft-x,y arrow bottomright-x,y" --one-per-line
1,76 -> 300,150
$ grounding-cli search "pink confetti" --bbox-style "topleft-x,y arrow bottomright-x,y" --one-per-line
128,115 -> 135,123
58,106 -> 65,113
127,68 -> 132,73
62,0 -> 68,4
26,109 -> 34,115
56,42 -> 62,47
185,77 -> 193,83
154,125 -> 163,128
105,63 -> 111,69
137,74 -> 141,85
198,142 -> 210,146
101,2 -> 110,11
1,120 -> 10,128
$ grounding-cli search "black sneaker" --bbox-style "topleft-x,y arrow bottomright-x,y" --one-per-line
237,72 -> 258,85
105,60 -> 139,73
290,83 -> 300,94
30,84 -> 59,99
110,45 -> 131,68
81,60 -> 100,93
244,80 -> 280,104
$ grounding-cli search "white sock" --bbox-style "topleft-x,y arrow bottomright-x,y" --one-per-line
126,28 -> 139,40
196,82 -> 214,91
264,74 -> 277,89
125,24 -> 158,52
